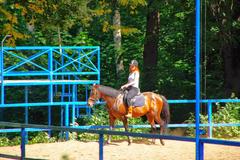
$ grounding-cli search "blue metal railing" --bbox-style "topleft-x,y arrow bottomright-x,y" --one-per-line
94,99 -> 240,139
0,122 -> 239,160
0,46 -> 101,133
0,98 -> 239,138
1,46 -> 100,79
168,99 -> 240,138
0,46 -> 100,106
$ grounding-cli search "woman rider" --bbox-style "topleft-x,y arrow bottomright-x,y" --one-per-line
121,60 -> 140,118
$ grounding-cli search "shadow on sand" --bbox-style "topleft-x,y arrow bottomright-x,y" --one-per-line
0,154 -> 46,160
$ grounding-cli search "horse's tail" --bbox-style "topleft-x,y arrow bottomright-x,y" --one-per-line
159,95 -> 170,128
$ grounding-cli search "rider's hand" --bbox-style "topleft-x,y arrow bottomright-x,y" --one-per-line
121,85 -> 126,90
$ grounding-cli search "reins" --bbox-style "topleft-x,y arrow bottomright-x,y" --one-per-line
88,97 -> 97,102
89,86 -> 101,102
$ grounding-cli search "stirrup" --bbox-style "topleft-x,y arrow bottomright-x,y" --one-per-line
125,113 -> 132,118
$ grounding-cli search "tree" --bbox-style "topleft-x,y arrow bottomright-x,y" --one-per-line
89,0 -> 146,85
0,1 -> 28,46
30,0 -> 90,46
209,0 -> 240,96
142,0 -> 160,91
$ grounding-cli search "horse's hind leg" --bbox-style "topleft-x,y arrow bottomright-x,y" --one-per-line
155,116 -> 165,145
147,114 -> 157,144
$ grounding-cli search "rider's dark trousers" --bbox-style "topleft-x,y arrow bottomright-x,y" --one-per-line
126,86 -> 140,106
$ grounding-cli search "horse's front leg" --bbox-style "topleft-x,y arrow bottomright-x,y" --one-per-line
122,117 -> 132,145
106,115 -> 116,144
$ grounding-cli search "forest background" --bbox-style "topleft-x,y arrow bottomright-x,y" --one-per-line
1,0 -> 240,124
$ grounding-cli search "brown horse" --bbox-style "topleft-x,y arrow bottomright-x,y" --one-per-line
87,84 -> 170,145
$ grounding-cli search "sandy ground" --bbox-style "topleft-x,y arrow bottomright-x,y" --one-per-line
0,139 -> 239,160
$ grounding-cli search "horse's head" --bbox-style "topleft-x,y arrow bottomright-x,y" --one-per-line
87,84 -> 101,107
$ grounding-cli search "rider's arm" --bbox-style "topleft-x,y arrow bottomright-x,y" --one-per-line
121,72 -> 139,89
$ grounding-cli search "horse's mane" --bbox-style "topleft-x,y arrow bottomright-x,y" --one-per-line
98,85 -> 121,98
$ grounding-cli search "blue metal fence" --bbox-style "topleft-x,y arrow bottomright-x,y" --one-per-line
0,122 -> 239,160
0,46 -> 101,133
92,99 -> 240,138
1,98 -> 239,138
168,99 -> 240,138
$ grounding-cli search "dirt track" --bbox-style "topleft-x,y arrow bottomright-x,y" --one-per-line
0,139 -> 239,160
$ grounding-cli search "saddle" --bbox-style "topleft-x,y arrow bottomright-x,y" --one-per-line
123,90 -> 145,107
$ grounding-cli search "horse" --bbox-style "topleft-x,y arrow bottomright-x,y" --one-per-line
87,84 -> 170,145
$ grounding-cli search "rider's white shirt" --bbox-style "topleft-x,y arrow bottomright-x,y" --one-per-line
128,71 -> 139,88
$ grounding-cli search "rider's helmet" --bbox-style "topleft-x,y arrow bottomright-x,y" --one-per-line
129,60 -> 138,66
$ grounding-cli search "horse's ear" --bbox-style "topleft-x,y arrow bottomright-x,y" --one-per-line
93,83 -> 99,88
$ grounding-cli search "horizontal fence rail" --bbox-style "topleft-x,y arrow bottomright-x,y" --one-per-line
0,122 -> 239,160
97,99 -> 240,138
1,46 -> 100,106
0,46 -> 100,122
0,102 -> 87,107
1,99 -> 239,137
168,99 -> 240,138
74,123 -> 240,129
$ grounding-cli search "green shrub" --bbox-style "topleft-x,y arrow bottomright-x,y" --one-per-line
0,137 -> 10,147
212,102 -> 240,138
184,113 -> 208,137
9,136 -> 21,146
58,131 -> 78,141
28,132 -> 56,144
0,135 -> 21,146
185,101 -> 240,138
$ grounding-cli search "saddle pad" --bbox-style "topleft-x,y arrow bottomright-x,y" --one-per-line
131,94 -> 145,107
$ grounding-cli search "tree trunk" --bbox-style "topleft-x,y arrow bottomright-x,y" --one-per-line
142,1 -> 160,91
113,7 -> 123,77
222,34 -> 240,97
220,1 -> 240,97
210,0 -> 240,97
57,26 -> 62,54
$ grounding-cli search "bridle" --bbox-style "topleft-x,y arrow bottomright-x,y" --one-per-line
88,97 -> 97,103
88,87 -> 100,103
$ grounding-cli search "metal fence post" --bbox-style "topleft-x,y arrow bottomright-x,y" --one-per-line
207,102 -> 212,138
65,104 -> 69,140
21,128 -> 26,160
99,133 -> 104,160
195,0 -> 201,159
199,140 -> 204,160
48,47 -> 53,137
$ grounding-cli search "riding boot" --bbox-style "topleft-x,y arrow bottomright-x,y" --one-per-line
126,106 -> 133,118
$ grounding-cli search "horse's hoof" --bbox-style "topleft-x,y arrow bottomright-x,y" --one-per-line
160,140 -> 165,146
104,141 -> 110,145
127,139 -> 132,146
152,139 -> 156,144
